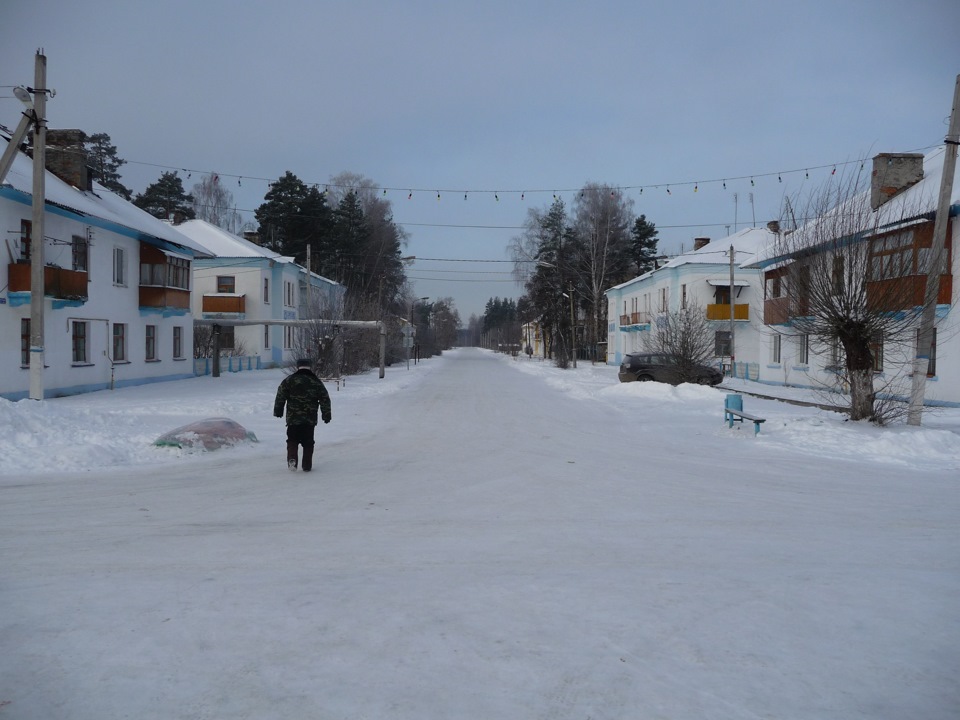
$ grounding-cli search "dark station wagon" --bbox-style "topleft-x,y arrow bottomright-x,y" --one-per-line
618,352 -> 723,386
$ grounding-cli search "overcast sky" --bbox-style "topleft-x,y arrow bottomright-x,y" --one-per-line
2,0 -> 958,320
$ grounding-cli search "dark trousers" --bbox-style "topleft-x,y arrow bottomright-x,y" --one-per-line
286,424 -> 316,470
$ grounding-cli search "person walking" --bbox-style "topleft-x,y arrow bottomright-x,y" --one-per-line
273,358 -> 332,472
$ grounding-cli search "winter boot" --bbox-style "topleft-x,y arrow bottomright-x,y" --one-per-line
286,441 -> 299,471
301,445 -> 314,472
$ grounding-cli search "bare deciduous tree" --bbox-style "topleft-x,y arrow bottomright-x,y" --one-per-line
771,162 -> 935,422
572,184 -> 634,360
643,302 -> 717,382
192,172 -> 242,232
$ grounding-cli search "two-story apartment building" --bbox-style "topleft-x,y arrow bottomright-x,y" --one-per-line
175,219 -> 344,368
1,132 -> 212,400
605,226 -> 776,371
746,149 -> 959,406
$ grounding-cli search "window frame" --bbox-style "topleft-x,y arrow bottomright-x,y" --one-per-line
21,318 -> 30,366
217,275 -> 236,294
112,322 -> 127,362
72,320 -> 89,364
173,326 -> 184,360
113,247 -> 126,286
71,235 -> 88,272
145,324 -> 157,361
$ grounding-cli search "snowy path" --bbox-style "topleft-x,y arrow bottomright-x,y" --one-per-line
1,348 -> 958,719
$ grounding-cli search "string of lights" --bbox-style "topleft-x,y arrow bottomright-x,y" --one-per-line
117,144 -> 941,200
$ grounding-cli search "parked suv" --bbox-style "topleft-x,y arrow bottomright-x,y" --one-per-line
618,352 -> 723,385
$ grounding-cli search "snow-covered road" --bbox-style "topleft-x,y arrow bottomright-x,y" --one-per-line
1,348 -> 958,719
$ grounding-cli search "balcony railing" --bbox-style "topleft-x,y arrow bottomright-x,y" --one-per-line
706,303 -> 749,321
8,262 -> 88,299
620,311 -> 651,325
202,293 -> 246,314
866,274 -> 952,312
141,286 -> 190,310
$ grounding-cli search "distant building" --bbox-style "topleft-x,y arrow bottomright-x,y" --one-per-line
605,227 -> 776,371
175,219 -> 344,368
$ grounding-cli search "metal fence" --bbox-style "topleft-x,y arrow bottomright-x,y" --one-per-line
194,355 -> 263,376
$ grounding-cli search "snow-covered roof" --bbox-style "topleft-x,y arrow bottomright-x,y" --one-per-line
608,226 -> 774,293
0,139 -> 213,258
176,219 -> 285,260
747,145 -> 960,269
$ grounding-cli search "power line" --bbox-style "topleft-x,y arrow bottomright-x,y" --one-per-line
116,144 -> 942,200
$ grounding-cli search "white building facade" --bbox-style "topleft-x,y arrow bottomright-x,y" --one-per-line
177,220 -> 344,368
1,136 -> 211,401
605,227 -> 776,372
747,150 -> 960,407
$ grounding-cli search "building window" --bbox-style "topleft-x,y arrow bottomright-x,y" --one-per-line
173,326 -> 183,359
145,324 -> 157,361
263,277 -> 270,304
113,323 -> 127,361
167,257 -> 190,289
72,235 -> 88,272
918,328 -> 937,377
771,334 -> 781,364
284,280 -> 295,307
797,334 -> 809,365
217,275 -> 236,293
19,220 -> 31,262
715,330 -> 731,357
681,284 -> 687,308
766,274 -> 782,299
72,321 -> 88,363
870,332 -> 884,372
21,318 -> 30,366
220,327 -> 235,353
284,326 -> 294,349
113,247 -> 126,286
264,325 -> 270,349
829,339 -> 844,369
658,287 -> 668,312
832,256 -> 844,295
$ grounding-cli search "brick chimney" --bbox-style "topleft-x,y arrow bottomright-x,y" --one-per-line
693,237 -> 710,251
44,129 -> 92,190
871,153 -> 923,210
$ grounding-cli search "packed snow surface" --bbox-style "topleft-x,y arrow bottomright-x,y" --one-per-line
1,348 -> 958,719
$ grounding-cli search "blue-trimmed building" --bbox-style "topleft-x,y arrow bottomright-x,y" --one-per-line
605,227 -> 774,370
175,219 -> 344,368
1,132 -> 212,400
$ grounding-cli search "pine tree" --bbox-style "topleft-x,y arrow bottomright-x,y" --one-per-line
630,214 -> 660,275
133,171 -> 195,222
85,133 -> 131,199
255,171 -> 330,260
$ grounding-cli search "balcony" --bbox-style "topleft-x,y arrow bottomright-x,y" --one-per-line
866,274 -> 952,312
8,262 -> 88,300
763,297 -> 790,325
706,303 -> 749,321
620,311 -> 651,325
202,293 -> 246,315
141,286 -> 190,310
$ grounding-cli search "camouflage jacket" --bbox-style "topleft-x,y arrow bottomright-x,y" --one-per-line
274,369 -> 331,426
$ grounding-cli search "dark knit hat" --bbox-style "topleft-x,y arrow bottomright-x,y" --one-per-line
296,358 -> 312,368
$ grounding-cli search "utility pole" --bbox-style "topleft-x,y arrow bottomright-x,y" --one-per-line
907,73 -> 960,426
29,51 -> 48,401
729,244 -> 735,376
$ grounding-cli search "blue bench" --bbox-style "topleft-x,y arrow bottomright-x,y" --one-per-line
724,394 -> 766,435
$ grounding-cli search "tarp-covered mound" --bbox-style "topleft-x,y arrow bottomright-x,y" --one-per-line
155,417 -> 258,451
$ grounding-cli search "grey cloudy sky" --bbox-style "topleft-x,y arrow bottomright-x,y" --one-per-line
2,0 -> 958,320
